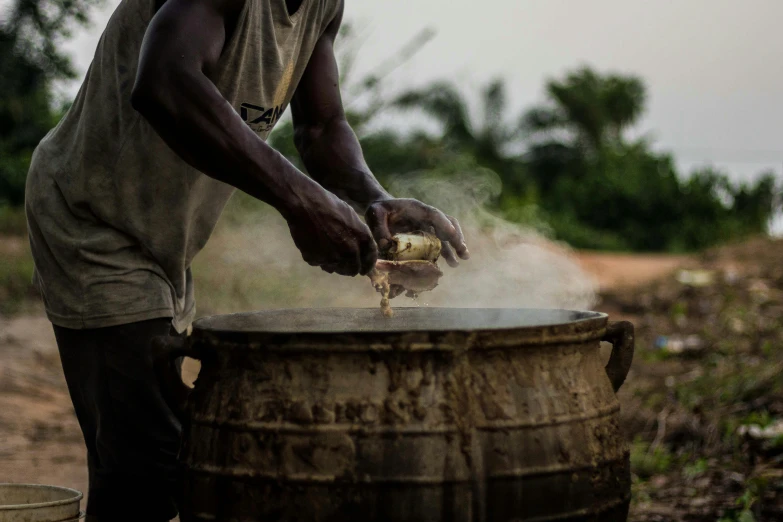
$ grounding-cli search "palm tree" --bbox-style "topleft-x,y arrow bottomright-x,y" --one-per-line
393,79 -> 529,194
522,67 -> 646,154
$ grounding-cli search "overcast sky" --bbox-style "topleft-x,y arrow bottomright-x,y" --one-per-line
59,0 -> 783,229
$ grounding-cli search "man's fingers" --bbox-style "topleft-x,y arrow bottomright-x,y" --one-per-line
358,235 -> 378,276
332,266 -> 360,277
447,215 -> 470,260
430,212 -> 469,261
337,253 -> 364,277
297,244 -> 313,264
302,252 -> 319,267
366,205 -> 393,251
440,242 -> 459,268
368,201 -> 469,265
321,259 -> 354,276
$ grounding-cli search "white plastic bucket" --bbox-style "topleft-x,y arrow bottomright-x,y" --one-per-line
0,484 -> 83,522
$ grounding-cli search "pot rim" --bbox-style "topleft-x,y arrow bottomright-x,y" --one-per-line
0,483 -> 83,511
190,308 -> 610,350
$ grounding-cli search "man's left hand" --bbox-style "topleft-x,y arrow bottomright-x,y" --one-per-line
366,198 -> 470,267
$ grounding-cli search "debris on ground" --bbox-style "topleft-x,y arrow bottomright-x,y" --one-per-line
598,236 -> 783,521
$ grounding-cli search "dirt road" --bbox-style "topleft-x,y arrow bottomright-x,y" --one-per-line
575,250 -> 690,290
0,313 -> 87,493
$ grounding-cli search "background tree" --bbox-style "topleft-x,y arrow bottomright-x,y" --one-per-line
518,67 -> 778,251
0,0 -> 102,206
522,67 -> 646,153
392,79 -> 531,198
268,24 -> 448,188
1,2 -> 778,254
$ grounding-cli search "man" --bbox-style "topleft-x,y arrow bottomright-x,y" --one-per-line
24,0 -> 469,519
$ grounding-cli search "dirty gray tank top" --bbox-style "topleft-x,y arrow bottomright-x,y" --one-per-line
25,0 -> 340,332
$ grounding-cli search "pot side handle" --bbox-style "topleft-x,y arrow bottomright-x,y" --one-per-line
151,334 -> 198,361
152,335 -> 200,413
602,321 -> 635,392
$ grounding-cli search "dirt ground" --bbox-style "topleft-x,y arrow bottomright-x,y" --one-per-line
1,247 -> 774,520
0,311 -> 88,493
575,251 -> 690,291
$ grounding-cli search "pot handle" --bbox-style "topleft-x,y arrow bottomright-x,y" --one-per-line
151,334 -> 198,361
152,335 -> 200,413
602,321 -> 635,392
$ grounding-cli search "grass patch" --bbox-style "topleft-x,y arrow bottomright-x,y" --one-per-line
675,359 -> 783,417
630,439 -> 673,479
718,477 -> 771,522
0,242 -> 36,314
0,205 -> 27,236
682,458 -> 709,479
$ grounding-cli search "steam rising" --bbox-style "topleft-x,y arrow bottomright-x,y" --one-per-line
386,169 -> 596,310
195,169 -> 596,316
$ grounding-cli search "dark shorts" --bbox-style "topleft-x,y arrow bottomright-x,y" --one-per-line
53,318 -> 187,521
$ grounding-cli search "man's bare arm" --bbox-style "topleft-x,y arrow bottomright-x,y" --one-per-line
130,0 -> 376,276
290,1 -> 390,212
290,2 -> 470,265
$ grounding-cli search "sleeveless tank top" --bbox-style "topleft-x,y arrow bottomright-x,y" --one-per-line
25,0 -> 341,331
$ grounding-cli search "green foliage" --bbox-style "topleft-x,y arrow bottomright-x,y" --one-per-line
0,205 -> 28,235
718,477 -> 771,522
718,511 -> 756,522
4,0 -> 104,80
1,0 -> 103,206
393,78 -> 534,200
519,67 -> 779,252
0,240 -> 36,314
630,439 -> 673,479
530,142 -> 778,251
740,410 -> 775,429
523,67 -> 646,153
682,458 -> 708,479
630,474 -> 652,507
670,301 -> 688,321
392,66 -> 779,252
544,211 -> 630,251
0,148 -> 33,207
0,2 -> 778,255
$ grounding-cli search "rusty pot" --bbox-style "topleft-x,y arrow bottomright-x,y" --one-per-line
176,308 -> 634,522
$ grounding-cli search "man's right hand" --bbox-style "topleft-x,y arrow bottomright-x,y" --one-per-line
286,188 -> 378,277
130,0 -> 373,280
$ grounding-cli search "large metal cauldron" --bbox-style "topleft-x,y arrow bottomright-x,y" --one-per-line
177,308 -> 634,522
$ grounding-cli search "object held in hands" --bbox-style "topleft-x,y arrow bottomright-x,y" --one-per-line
386,232 -> 442,262
369,232 -> 443,317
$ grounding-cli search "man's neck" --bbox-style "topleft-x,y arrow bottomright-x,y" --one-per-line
285,0 -> 303,16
